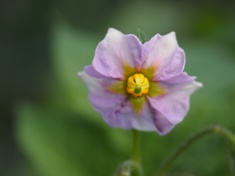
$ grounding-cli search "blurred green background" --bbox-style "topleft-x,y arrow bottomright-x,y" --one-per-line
1,0 -> 235,176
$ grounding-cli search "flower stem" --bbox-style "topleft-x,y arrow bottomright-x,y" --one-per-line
230,150 -> 235,176
157,125 -> 235,176
132,129 -> 140,164
132,129 -> 143,176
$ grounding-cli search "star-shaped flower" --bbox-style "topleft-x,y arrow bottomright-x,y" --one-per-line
79,28 -> 202,135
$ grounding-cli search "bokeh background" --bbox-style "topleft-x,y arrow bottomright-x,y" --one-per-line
1,0 -> 235,176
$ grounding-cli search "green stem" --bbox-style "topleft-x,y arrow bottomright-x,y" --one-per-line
132,129 -> 142,176
230,150 -> 235,176
132,129 -> 140,164
157,125 -> 235,176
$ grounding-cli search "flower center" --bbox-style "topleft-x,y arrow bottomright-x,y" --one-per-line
127,73 -> 149,97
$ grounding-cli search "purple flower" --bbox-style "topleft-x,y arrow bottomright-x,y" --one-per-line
79,28 -> 202,135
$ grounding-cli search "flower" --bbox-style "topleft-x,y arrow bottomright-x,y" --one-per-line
79,28 -> 202,135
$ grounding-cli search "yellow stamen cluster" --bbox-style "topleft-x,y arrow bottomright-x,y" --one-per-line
127,73 -> 149,97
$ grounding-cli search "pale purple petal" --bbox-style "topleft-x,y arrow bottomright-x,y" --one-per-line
84,65 -> 107,78
126,101 -> 175,135
142,32 -> 185,81
130,101 -> 157,131
151,110 -> 175,135
162,72 -> 196,84
148,80 -> 203,125
93,28 -> 143,79
79,71 -> 133,129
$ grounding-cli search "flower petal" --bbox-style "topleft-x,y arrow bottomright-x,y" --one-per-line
84,65 -> 107,78
148,79 -> 203,125
142,32 -> 185,81
162,72 -> 196,84
127,101 -> 175,135
79,71 -> 133,129
151,110 -> 175,135
130,102 -> 157,131
92,28 -> 142,79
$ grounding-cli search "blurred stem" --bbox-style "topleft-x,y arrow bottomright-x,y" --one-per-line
132,129 -> 142,176
157,125 -> 235,176
230,150 -> 235,176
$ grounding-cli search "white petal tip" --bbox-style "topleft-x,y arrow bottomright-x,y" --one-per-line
77,71 -> 84,77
